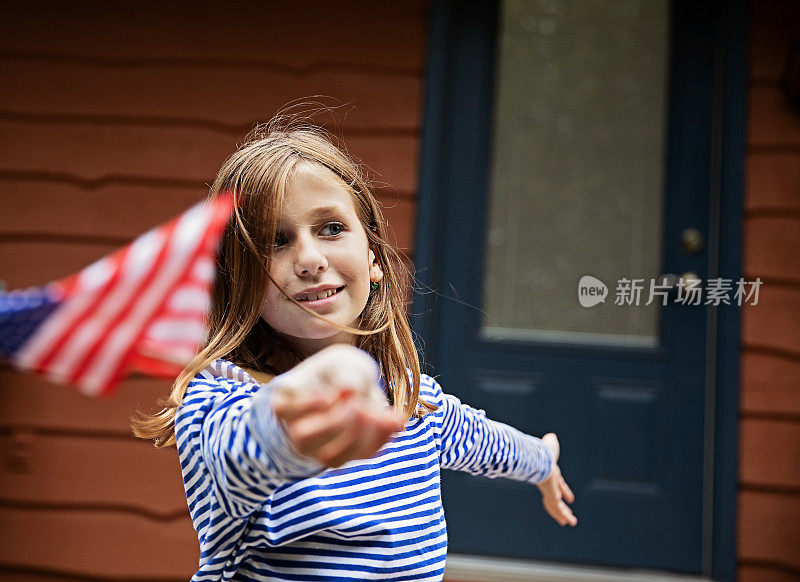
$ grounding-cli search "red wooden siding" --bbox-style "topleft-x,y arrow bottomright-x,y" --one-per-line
0,1 -> 428,580
739,1 -> 800,580
4,1 -> 798,580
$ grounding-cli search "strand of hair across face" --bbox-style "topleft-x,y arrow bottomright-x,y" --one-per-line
263,268 -> 391,336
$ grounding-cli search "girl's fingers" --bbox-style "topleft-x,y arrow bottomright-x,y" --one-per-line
543,499 -> 563,526
560,476 -> 575,503
558,500 -> 578,526
315,408 -> 399,467
272,391 -> 333,423
329,412 -> 399,466
286,401 -> 356,456
544,497 -> 577,527
274,382 -> 367,424
315,416 -> 371,467
540,465 -> 577,527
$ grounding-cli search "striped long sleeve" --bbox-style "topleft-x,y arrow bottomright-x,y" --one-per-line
437,385 -> 554,484
176,360 -> 554,581
176,360 -> 323,520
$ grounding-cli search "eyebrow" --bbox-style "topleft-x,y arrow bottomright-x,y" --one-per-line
307,205 -> 349,220
276,204 -> 353,229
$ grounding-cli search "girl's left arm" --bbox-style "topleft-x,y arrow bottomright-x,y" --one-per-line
437,388 -> 553,484
435,381 -> 576,525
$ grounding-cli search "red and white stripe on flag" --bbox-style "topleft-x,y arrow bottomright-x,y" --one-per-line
16,193 -> 234,396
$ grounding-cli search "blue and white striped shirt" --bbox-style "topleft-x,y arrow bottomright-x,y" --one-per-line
176,359 -> 554,581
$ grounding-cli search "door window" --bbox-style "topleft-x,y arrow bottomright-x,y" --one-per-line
483,0 -> 671,347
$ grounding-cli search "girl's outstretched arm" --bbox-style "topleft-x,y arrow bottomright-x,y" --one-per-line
435,381 -> 577,526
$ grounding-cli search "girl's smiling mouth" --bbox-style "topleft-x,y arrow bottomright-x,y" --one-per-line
293,286 -> 345,302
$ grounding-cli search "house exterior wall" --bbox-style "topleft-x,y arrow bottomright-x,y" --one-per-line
738,1 -> 800,581
0,2 -> 427,579
1,1 -> 797,581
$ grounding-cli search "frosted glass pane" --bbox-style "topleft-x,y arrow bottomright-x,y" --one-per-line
482,0 -> 670,346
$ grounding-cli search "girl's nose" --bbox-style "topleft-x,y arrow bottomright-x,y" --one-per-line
294,237 -> 328,276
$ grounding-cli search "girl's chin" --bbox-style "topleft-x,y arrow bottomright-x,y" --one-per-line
283,323 -> 359,344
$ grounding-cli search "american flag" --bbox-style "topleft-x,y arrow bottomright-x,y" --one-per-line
0,194 -> 234,396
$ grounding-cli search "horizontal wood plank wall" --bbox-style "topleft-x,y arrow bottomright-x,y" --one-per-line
0,1 -> 428,580
739,1 -> 800,581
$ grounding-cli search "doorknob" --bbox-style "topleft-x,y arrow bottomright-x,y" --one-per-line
681,228 -> 704,255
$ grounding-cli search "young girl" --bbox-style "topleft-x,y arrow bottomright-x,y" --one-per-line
134,118 -> 577,581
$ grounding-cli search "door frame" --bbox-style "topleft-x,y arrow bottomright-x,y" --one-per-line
412,1 -> 746,579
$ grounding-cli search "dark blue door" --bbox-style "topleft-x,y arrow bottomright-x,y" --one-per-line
414,0 -> 733,574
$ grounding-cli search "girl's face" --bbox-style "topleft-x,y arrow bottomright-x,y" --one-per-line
260,165 -> 382,355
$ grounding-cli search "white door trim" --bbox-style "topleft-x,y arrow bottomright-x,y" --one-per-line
444,554 -> 711,582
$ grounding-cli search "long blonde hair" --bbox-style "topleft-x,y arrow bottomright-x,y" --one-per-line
133,119 -> 434,447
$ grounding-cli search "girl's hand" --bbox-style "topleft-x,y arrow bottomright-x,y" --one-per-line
270,345 -> 406,468
536,433 -> 578,527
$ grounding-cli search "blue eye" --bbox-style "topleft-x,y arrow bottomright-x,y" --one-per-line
274,232 -> 288,248
321,222 -> 345,236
